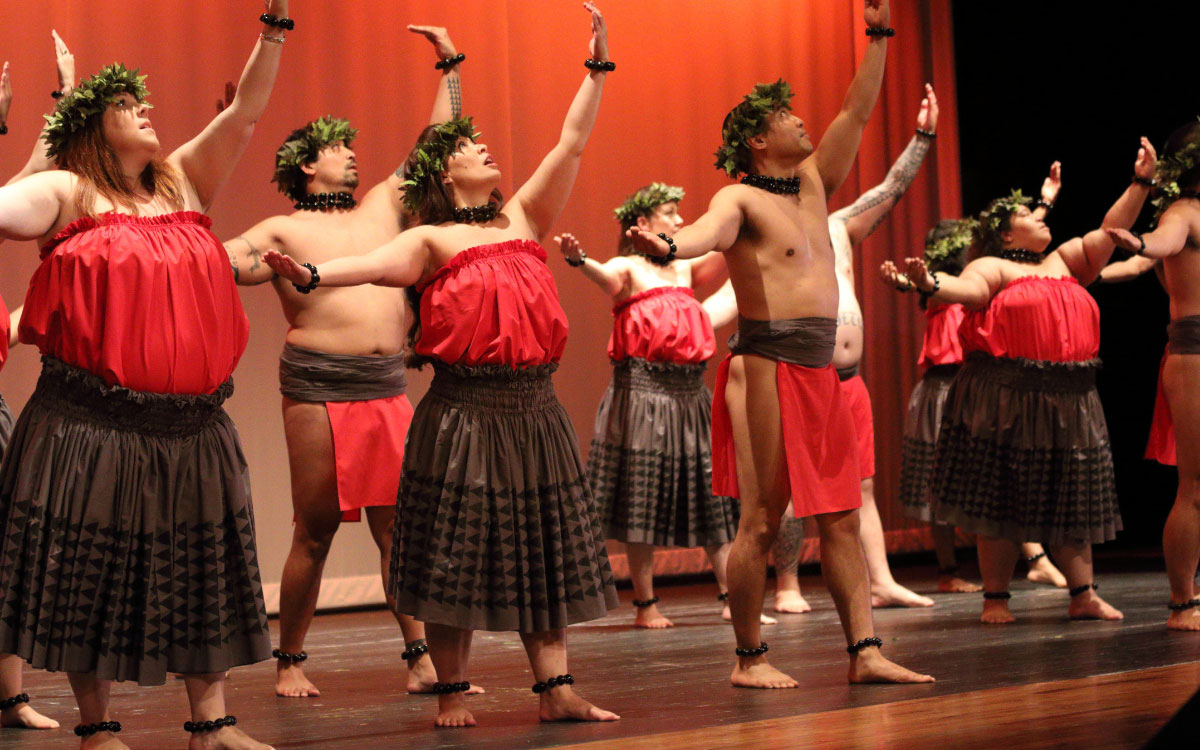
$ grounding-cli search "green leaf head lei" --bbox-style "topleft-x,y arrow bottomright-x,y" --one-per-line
924,217 -> 976,274
1151,121 -> 1200,225
974,189 -> 1032,255
714,79 -> 794,178
43,63 -> 151,161
273,116 -> 360,202
400,116 -> 482,216
613,183 -> 685,229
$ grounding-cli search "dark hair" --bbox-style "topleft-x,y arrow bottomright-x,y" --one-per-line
925,220 -> 970,276
973,200 -> 1019,258
401,124 -> 503,226
1164,120 -> 1200,191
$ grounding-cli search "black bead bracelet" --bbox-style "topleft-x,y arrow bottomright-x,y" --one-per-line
735,642 -> 769,658
51,90 -> 64,99
259,13 -> 295,30
655,233 -> 678,265
435,53 -> 466,70
916,128 -> 936,139
847,637 -> 883,654
532,674 -> 574,694
184,715 -> 237,734
566,252 -> 587,267
866,26 -> 895,38
1132,174 -> 1157,188
293,263 -> 320,295
0,123 -> 7,136
585,58 -> 616,72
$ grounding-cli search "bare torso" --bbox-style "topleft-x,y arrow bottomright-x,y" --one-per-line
610,255 -> 696,300
1160,200 -> 1200,320
829,219 -> 863,370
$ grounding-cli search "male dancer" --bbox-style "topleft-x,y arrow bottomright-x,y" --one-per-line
225,25 -> 470,698
630,0 -> 932,687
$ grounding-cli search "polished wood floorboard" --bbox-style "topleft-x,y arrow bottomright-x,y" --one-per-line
8,566 -> 1200,749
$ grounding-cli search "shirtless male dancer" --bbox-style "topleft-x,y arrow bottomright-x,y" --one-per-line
630,0 -> 933,687
225,25 -> 471,697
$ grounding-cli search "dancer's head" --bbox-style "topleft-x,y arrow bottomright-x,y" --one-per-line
43,63 -> 182,215
273,116 -> 360,203
924,218 -> 975,277
715,80 -> 811,179
614,183 -> 685,254
401,116 -> 503,224
1151,119 -> 1200,223
974,190 -> 1051,256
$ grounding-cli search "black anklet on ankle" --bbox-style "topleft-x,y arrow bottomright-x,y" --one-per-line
532,674 -> 574,694
0,693 -> 29,710
75,721 -> 122,737
983,591 -> 1012,600
937,564 -> 960,576
431,681 -> 471,694
717,592 -> 729,602
847,637 -> 883,654
1168,598 -> 1200,612
401,641 -> 429,661
735,642 -> 769,657
1026,551 -> 1047,564
272,648 -> 308,663
632,596 -> 660,608
184,715 -> 237,733
1069,583 -> 1098,597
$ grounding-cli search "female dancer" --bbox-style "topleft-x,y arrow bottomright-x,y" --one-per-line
0,4 -> 288,748
897,139 -> 1156,624
265,3 -> 619,728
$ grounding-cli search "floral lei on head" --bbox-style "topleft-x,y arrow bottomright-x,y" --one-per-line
1152,129 -> 1200,224
43,63 -> 150,160
613,183 -> 685,228
714,79 -> 794,178
272,116 -> 360,200
400,116 -> 481,214
925,218 -> 976,270
978,189 -> 1032,238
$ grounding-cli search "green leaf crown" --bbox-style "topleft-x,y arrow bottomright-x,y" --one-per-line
614,183 -> 685,228
1152,127 -> 1200,224
43,63 -> 150,160
714,79 -> 794,177
400,116 -> 481,214
924,217 -> 977,269
272,116 -> 360,201
978,189 -> 1032,238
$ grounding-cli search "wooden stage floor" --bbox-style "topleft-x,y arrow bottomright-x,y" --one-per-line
10,565 -> 1200,749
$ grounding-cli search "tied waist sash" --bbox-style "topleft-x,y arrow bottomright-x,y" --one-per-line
279,343 -> 408,403
728,316 -> 837,368
1168,315 -> 1200,355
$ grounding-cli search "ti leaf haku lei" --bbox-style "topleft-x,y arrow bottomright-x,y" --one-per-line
979,189 -> 1032,236
714,79 -> 794,178
400,116 -> 482,216
43,63 -> 150,160
273,115 -> 359,201
614,182 -> 685,228
1152,125 -> 1200,224
924,218 -> 976,269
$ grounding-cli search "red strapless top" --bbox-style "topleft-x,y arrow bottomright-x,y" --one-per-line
959,276 -> 1099,363
414,239 -> 568,367
21,211 -> 249,394
918,303 -> 966,369
608,286 -> 715,364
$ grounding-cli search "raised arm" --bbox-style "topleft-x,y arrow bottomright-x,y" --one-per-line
555,232 -> 627,296
5,31 -> 76,186
509,2 -> 609,241
831,83 -> 935,247
263,227 -> 431,290
1031,161 -> 1062,221
0,170 -> 68,240
169,0 -> 288,209
224,217 -> 283,286
903,256 -> 1000,309
628,186 -> 744,261
813,0 -> 889,196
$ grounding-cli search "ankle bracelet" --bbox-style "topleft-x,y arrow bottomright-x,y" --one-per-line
983,591 -> 1012,600
847,637 -> 883,654
1026,551 -> 1047,563
184,715 -> 236,733
532,674 -> 574,694
735,642 -> 768,658
1068,583 -> 1098,597
1167,598 -> 1200,612
631,596 -> 659,608
0,693 -> 29,710
431,681 -> 471,694
401,641 -> 429,661
75,721 -> 122,737
717,592 -> 729,602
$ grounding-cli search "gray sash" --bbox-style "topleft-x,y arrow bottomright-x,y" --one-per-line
727,316 -> 837,368
1168,315 -> 1200,355
278,343 -> 407,402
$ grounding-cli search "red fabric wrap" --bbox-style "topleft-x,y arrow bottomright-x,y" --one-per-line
328,395 -> 414,521
959,276 -> 1099,363
711,357 -> 861,518
0,292 -> 9,372
841,374 -> 875,480
415,239 -> 568,366
22,211 -> 248,394
608,286 -> 716,363
918,302 -> 965,369
1145,349 -> 1177,466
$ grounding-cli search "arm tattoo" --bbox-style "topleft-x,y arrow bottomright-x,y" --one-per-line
835,135 -> 931,234
227,248 -> 240,282
231,236 -> 272,285
448,76 -> 462,119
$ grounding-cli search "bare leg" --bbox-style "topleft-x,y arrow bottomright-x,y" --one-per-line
771,508 -> 812,614
977,535 -> 1020,624
1022,542 -> 1067,588
183,673 -> 273,750
626,543 -> 672,628
711,542 -> 776,624
932,524 -> 981,593
521,630 -> 618,722
814,511 -> 934,684
0,654 -> 58,729
66,673 -> 126,750
425,624 -> 475,727
1163,354 -> 1200,631
859,478 -> 933,608
1054,543 -> 1122,621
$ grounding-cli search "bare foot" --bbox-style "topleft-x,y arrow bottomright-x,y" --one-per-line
634,603 -> 674,629
981,598 -> 1016,624
848,648 -> 935,684
0,702 -> 60,729
1027,558 -> 1068,588
720,604 -> 778,625
1167,606 -> 1200,631
870,582 -> 934,608
275,662 -> 319,698
187,726 -> 275,750
80,732 -> 131,750
1068,592 -> 1123,621
434,695 -> 477,728
538,687 -> 620,722
731,658 -> 798,689
938,575 -> 983,594
407,657 -> 486,696
772,590 -> 812,614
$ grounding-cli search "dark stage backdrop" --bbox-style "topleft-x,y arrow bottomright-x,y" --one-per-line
0,1 -> 958,604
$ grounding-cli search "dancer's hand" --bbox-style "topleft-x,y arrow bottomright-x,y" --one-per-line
1134,136 -> 1157,181
584,2 -> 609,62
864,0 -> 890,30
264,0 -> 289,18
263,250 -> 312,286
1103,227 -> 1143,253
916,83 -> 938,134
216,81 -> 236,113
555,232 -> 586,264
51,30 -> 75,96
0,62 -> 11,127
407,25 -> 458,61
902,257 -> 936,292
626,227 -> 670,258
879,260 -> 915,292
1041,161 -> 1062,206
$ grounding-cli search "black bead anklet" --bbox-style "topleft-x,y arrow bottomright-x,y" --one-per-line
401,642 -> 429,661
431,681 -> 471,694
717,592 -> 729,602
532,674 -> 574,694
735,642 -> 769,658
584,58 -> 616,72
1167,598 -> 1200,612
1069,583 -> 1098,597
631,596 -> 659,608
846,637 -> 883,654
0,693 -> 30,711
1026,551 -> 1047,564
983,591 -> 1011,600
272,648 -> 308,663
435,53 -> 466,70
75,721 -> 122,737
184,715 -> 237,733
259,13 -> 295,30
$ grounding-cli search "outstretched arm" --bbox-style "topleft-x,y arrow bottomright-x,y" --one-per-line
627,186 -> 744,261
510,2 -> 609,241
1105,206 -> 1191,261
1096,253 -> 1160,282
813,0 -> 889,196
263,227 -> 431,289
831,83 -> 936,247
555,233 -> 627,296
170,0 -> 288,209
224,218 -> 281,286
903,256 -> 1000,309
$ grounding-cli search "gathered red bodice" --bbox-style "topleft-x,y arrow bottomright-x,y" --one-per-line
959,276 -> 1099,363
608,286 -> 715,364
918,303 -> 966,368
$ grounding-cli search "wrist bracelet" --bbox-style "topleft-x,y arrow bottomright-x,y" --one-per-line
585,59 -> 616,72
1132,175 -> 1157,188
51,90 -> 64,99
0,123 -> 7,136
658,233 -> 677,263
259,13 -> 295,30
915,128 -> 936,139
566,251 -> 587,268
865,27 -> 895,38
435,53 -> 466,71
259,33 -> 285,45
1133,232 -> 1146,256
1035,198 -> 1053,212
920,271 -> 940,297
294,262 -> 320,294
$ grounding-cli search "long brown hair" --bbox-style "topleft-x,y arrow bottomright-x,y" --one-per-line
56,111 -> 184,217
